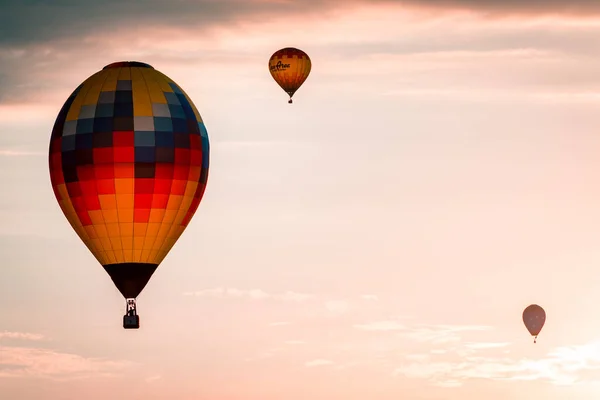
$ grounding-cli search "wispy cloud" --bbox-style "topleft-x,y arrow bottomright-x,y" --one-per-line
183,287 -> 314,302
0,331 -> 45,341
324,300 -> 350,314
360,294 -> 379,301
354,320 -> 407,331
393,338 -> 600,388
305,359 -> 335,368
0,149 -> 44,157
269,321 -> 292,327
284,340 -> 306,345
0,346 -> 135,380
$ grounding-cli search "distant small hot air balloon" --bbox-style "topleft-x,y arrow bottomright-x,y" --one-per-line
522,304 -> 546,343
268,47 -> 311,104
48,61 -> 210,329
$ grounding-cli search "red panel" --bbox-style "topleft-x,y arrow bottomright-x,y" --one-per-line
135,178 -> 155,194
113,131 -> 134,147
77,210 -> 92,226
94,148 -> 114,164
151,194 -> 169,209
97,179 -> 116,195
66,182 -> 82,197
134,193 -> 153,209
77,165 -> 95,181
114,164 -> 134,178
174,148 -> 190,164
154,179 -> 172,194
173,165 -> 189,180
189,135 -> 201,150
84,195 -> 101,210
95,164 -> 115,180
134,208 -> 151,223
188,166 -> 201,182
171,180 -> 187,196
79,180 -> 98,196
71,196 -> 86,212
156,164 -> 174,179
190,149 -> 202,165
113,147 -> 135,163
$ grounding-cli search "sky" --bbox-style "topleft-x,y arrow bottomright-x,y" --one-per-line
3,0 -> 600,399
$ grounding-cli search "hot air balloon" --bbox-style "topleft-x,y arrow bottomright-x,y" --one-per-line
522,304 -> 546,343
268,47 -> 311,104
48,61 -> 210,329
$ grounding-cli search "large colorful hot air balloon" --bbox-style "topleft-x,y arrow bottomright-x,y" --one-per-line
48,61 -> 210,329
268,47 -> 311,104
522,304 -> 546,343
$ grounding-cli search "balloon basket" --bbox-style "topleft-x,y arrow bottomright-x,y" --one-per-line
123,298 -> 140,329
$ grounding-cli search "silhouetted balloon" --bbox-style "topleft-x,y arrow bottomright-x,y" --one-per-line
522,304 -> 546,343
268,47 -> 311,104
48,61 -> 210,328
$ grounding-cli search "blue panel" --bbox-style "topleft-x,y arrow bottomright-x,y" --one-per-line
95,103 -> 114,118
154,117 -> 173,132
61,134 -> 77,151
169,82 -> 184,94
155,131 -> 174,147
75,133 -> 94,149
168,104 -> 185,119
98,91 -> 115,104
116,80 -> 132,91
134,131 -> 156,147
172,118 -> 188,134
75,118 -> 94,134
164,92 -> 181,105
93,117 -> 113,133
135,147 -> 156,163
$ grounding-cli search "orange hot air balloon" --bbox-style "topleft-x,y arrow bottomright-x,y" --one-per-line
522,304 -> 546,343
48,61 -> 210,329
268,47 -> 311,104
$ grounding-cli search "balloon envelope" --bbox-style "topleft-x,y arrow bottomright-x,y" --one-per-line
268,47 -> 311,101
48,61 -> 210,299
522,304 -> 546,336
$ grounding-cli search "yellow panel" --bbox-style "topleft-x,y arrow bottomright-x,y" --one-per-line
115,193 -> 134,210
101,67 -> 120,92
119,222 -> 134,237
134,249 -> 143,262
141,68 -> 167,103
84,225 -> 98,239
121,237 -> 134,250
64,71 -> 101,121
134,236 -> 145,250
103,209 -> 119,223
140,249 -> 152,263
131,68 -> 153,117
100,237 -> 113,251
118,208 -> 134,224
110,237 -> 123,250
133,223 -> 148,237
118,67 -> 131,80
166,195 -> 183,211
146,222 -> 160,238
184,181 -> 198,196
94,224 -> 108,238
90,238 -> 104,252
161,209 -> 177,224
106,223 -> 120,237
88,210 -> 104,225
98,194 -> 117,210
115,178 -> 134,194
156,74 -> 174,93
147,250 -> 159,264
178,86 -> 202,122
148,209 -> 165,223
82,80 -> 104,106
123,249 -> 133,259
105,251 -> 117,264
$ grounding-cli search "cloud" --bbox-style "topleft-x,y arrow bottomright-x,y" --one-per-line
269,321 -> 292,327
145,375 -> 162,383
183,287 -> 314,302
360,294 -> 379,301
392,336 -> 600,388
305,359 -> 335,368
324,300 -> 350,314
0,331 -> 45,341
0,149 -> 44,157
354,320 -> 407,331
0,346 -> 134,380
284,340 -> 306,345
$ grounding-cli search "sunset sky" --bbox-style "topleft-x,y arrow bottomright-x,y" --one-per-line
4,0 -> 600,399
